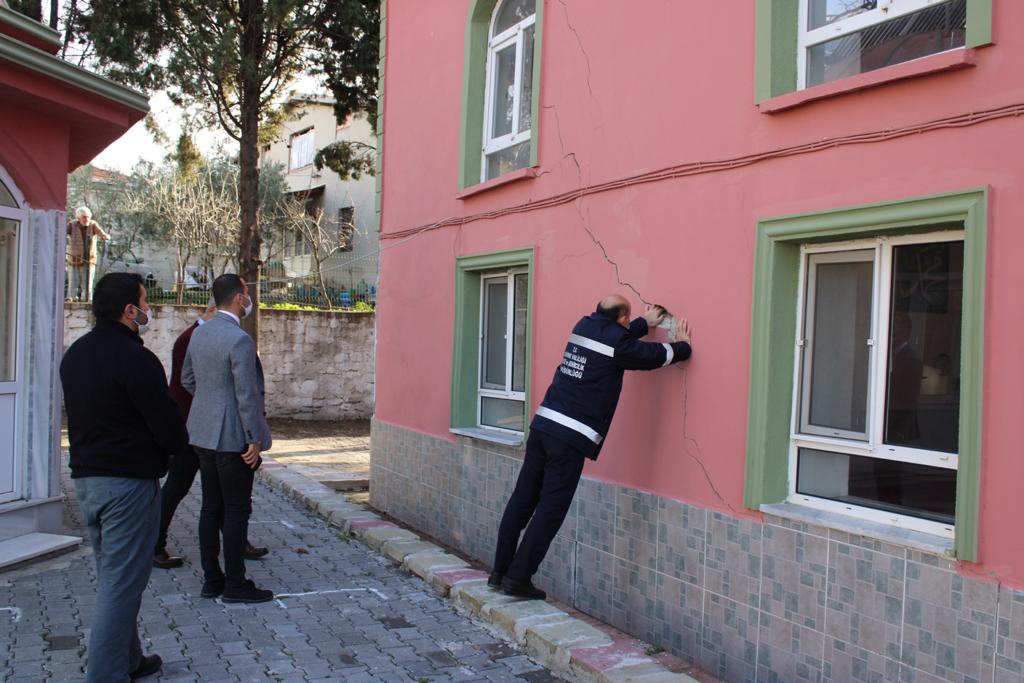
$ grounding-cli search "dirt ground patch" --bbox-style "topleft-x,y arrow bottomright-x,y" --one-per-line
265,418 -> 371,482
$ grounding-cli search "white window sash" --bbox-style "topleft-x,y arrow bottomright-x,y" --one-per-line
796,0 -> 951,88
797,248 -> 877,441
787,486 -> 956,538
788,229 -> 966,526
481,11 -> 536,180
477,268 -> 529,432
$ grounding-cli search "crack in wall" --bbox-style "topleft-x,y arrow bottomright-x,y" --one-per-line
567,167 -> 732,512
579,219 -> 652,306
677,365 -> 735,512
541,104 -> 583,177
555,0 -> 594,98
544,93 -> 730,514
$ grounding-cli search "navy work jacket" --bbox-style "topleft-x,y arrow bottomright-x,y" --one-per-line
530,312 -> 692,460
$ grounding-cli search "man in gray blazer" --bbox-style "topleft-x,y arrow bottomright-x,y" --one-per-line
182,273 -> 273,603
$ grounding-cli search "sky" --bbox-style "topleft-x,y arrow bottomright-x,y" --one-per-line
91,75 -> 328,172
91,92 -> 232,171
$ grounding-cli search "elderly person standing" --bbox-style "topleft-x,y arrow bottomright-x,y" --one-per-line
66,206 -> 110,302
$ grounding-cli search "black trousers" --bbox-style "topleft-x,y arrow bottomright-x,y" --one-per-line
156,446 -> 200,552
494,430 -> 586,582
195,447 -> 255,588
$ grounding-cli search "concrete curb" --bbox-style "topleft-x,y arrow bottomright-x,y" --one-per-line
256,461 -> 700,683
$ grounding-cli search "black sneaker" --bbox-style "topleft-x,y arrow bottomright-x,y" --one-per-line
222,580 -> 274,604
200,578 -> 225,598
500,577 -> 546,600
487,572 -> 504,588
129,653 -> 162,679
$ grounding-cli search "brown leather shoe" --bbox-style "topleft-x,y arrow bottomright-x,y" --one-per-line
153,549 -> 185,569
130,653 -> 162,679
244,542 -> 269,560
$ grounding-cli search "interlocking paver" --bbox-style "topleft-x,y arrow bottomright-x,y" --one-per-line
0,464 -> 566,682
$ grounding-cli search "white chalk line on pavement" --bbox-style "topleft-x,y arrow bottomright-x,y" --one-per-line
0,606 -> 22,622
271,587 -> 390,608
248,520 -> 297,529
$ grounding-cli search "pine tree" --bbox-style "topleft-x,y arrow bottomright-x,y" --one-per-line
75,0 -> 379,341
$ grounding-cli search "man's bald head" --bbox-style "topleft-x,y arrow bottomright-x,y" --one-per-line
596,294 -> 631,328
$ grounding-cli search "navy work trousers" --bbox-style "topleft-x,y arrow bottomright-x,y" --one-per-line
493,429 -> 586,582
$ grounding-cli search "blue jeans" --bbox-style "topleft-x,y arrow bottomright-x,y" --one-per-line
75,476 -> 160,683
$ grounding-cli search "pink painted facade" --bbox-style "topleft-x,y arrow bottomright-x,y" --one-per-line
377,0 -> 1024,582
374,2 -> 1024,678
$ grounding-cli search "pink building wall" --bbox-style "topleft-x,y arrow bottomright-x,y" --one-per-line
375,1 -> 1024,588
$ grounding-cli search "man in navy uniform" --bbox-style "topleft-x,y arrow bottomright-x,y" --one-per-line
492,294 -> 692,599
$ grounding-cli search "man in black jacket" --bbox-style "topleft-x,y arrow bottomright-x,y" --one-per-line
61,272 -> 188,683
492,294 -> 692,599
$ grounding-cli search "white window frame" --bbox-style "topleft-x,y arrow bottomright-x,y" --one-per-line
797,0 -> 956,89
0,167 -> 28,505
289,128 -> 315,171
477,268 -> 528,434
481,1 -> 535,182
788,229 -> 965,537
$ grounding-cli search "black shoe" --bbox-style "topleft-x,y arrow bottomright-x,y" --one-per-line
129,653 -> 162,679
244,542 -> 269,560
500,577 -> 546,600
153,549 -> 185,569
222,580 -> 274,604
200,578 -> 225,598
487,571 -> 504,588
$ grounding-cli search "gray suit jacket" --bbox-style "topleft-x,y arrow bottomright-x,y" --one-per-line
181,311 -> 272,452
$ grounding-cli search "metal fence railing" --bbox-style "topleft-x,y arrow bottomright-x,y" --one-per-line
144,276 -> 377,311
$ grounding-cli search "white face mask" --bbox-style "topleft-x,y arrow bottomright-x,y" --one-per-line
132,305 -> 152,335
242,295 -> 253,318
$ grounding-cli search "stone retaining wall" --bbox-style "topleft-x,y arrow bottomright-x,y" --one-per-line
63,303 -> 375,420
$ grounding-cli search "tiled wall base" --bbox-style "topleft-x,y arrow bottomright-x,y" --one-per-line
370,420 -> 1024,683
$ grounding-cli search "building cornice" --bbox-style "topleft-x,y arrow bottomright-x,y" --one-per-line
0,5 -> 61,52
0,31 -> 149,112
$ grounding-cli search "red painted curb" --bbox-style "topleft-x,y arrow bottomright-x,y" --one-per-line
433,568 -> 489,587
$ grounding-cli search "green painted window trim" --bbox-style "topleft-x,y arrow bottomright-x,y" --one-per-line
744,188 -> 988,561
452,247 -> 535,434
459,0 -> 543,191
754,0 -> 994,102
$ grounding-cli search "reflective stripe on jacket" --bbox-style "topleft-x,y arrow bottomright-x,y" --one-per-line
530,312 -> 691,460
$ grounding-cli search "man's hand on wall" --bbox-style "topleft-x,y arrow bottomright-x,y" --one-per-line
676,318 -> 692,345
643,304 -> 666,326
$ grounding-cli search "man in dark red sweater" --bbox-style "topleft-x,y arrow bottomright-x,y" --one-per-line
154,303 -> 270,568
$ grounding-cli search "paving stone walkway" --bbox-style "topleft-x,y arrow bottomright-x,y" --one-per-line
0,471 -> 564,683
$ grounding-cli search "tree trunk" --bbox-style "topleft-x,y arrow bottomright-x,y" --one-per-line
314,253 -> 332,310
237,0 -> 264,344
176,244 -> 187,305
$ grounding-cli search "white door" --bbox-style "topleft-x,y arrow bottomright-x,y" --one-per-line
0,170 -> 25,504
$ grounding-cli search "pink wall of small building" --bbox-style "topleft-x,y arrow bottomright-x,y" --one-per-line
375,1 -> 1024,586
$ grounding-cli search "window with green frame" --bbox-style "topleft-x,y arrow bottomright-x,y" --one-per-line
744,189 -> 987,561
451,248 -> 535,440
754,0 -> 993,102
459,0 -> 543,189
